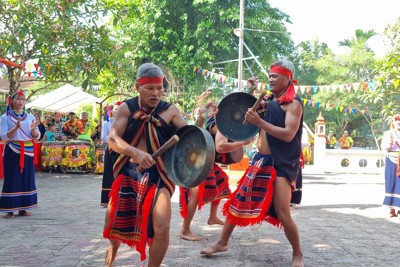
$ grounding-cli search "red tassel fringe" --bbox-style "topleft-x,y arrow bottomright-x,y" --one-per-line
197,180 -> 205,210
103,174 -> 123,239
103,175 -> 157,262
179,187 -> 188,219
137,185 -> 156,261
222,166 -> 282,229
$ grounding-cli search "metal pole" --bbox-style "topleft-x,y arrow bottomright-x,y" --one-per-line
243,42 -> 269,78
238,0 -> 245,91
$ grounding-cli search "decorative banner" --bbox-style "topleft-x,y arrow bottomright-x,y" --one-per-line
192,66 -> 385,116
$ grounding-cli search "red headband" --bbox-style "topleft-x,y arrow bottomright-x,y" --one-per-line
270,66 -> 298,104
12,90 -> 26,99
270,66 -> 292,79
137,77 -> 164,85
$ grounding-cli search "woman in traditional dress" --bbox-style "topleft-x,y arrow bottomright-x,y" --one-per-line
0,91 -> 41,218
381,114 -> 400,217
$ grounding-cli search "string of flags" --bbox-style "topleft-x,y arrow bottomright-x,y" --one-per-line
0,57 -> 135,80
194,66 -> 379,116
0,59 -> 43,79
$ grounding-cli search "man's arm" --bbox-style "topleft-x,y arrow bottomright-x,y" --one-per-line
245,100 -> 303,143
108,103 -> 154,169
215,130 -> 253,154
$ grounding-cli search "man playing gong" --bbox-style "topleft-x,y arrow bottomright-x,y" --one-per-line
202,59 -> 304,267
102,63 -> 216,267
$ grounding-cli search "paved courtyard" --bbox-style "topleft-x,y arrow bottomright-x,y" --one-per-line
0,166 -> 399,267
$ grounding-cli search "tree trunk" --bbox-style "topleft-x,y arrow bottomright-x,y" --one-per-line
7,67 -> 21,96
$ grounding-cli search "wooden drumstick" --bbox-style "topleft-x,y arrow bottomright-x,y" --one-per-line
243,91 -> 267,125
136,134 -> 180,172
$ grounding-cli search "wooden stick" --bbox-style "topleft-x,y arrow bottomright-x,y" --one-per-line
136,134 -> 179,172
243,91 -> 267,125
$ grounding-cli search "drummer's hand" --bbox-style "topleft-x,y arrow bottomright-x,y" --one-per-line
244,109 -> 262,126
135,150 -> 156,170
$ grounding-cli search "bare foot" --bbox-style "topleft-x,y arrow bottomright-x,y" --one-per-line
200,243 -> 228,256
4,212 -> 14,219
207,217 -> 224,225
389,209 -> 397,218
18,211 -> 32,216
180,231 -> 203,241
291,254 -> 304,267
105,246 -> 118,267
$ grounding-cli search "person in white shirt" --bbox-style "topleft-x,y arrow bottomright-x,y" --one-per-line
0,91 -> 40,218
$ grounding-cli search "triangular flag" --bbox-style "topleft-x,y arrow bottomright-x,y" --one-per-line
368,81 -> 375,91
353,83 -> 360,92
346,83 -> 352,92
312,85 -> 318,94
361,82 -> 368,91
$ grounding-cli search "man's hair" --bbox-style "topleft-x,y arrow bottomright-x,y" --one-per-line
68,112 -> 75,115
136,63 -> 164,79
270,59 -> 295,78
48,122 -> 55,127
81,111 -> 88,116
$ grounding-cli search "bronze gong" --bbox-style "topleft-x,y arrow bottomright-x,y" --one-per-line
165,125 -> 215,188
215,92 -> 260,141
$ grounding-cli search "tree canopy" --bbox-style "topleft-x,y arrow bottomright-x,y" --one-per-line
0,0 -> 115,97
96,0 -> 294,103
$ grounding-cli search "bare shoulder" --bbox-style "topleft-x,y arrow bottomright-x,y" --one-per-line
168,104 -> 181,114
287,99 -> 303,113
167,104 -> 187,129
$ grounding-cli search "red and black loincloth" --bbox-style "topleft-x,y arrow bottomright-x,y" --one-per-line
103,164 -> 163,261
222,153 -> 281,228
179,163 -> 231,218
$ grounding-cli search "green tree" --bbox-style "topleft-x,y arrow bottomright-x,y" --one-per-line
0,0 -> 115,98
368,18 -> 400,137
291,38 -> 331,85
96,0 -> 294,113
302,28 -> 387,148
338,29 -> 377,51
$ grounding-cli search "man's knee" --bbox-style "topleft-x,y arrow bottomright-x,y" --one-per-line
153,220 -> 170,238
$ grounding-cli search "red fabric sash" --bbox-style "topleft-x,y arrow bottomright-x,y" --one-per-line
19,141 -> 24,173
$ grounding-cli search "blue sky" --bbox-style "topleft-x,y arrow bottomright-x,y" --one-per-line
268,0 -> 400,56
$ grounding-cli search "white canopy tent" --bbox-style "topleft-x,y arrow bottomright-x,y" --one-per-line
26,84 -> 101,113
